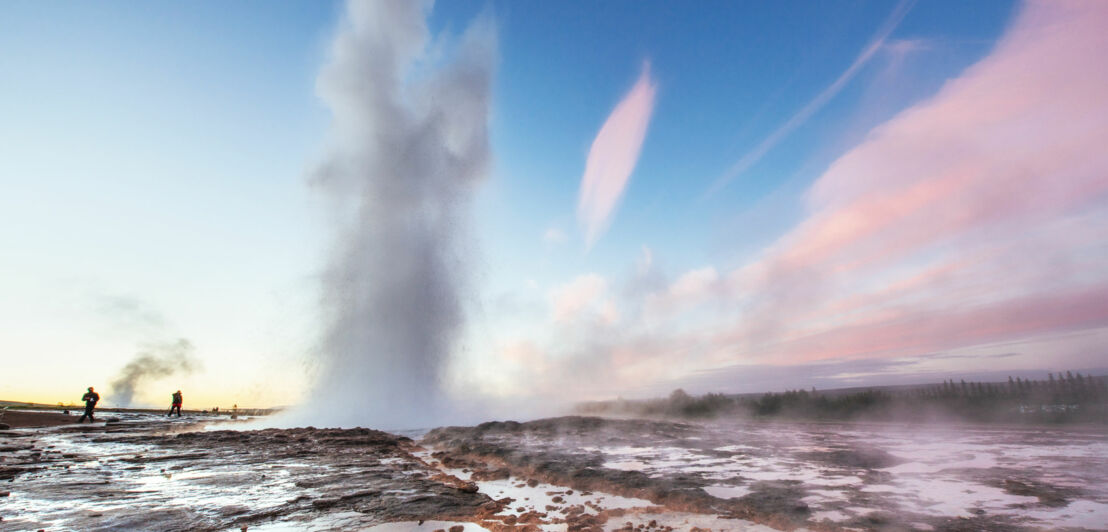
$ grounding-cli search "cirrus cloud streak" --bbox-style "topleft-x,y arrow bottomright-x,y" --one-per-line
493,0 -> 1108,401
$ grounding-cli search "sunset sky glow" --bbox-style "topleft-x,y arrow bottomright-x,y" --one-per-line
1,0 -> 1106,410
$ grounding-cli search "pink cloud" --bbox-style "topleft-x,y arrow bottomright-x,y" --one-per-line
644,266 -> 721,319
714,0 -> 1108,365
577,62 -> 657,247
482,1 -> 1108,402
773,285 -> 1108,363
669,267 -> 720,299
549,273 -> 619,325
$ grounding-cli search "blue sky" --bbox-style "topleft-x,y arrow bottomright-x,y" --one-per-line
469,0 -> 1014,280
5,1 -> 1106,410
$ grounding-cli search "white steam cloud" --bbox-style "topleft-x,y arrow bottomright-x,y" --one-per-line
280,1 -> 495,429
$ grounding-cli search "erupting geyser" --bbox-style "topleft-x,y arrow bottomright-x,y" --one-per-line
281,0 -> 495,429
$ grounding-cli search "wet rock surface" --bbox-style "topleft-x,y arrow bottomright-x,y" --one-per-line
0,417 -> 499,531
0,410 -> 77,428
423,417 -> 816,530
2,414 -> 1106,531
423,416 -> 1108,531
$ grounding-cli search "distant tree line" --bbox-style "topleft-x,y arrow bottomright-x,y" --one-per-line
575,373 -> 1108,425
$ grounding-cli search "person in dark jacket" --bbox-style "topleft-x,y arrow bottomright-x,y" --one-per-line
168,390 -> 182,417
79,387 -> 99,423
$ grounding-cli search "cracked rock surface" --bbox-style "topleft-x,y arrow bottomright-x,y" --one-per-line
0,416 -> 499,531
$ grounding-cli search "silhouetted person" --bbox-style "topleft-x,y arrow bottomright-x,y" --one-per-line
79,387 -> 99,423
168,390 -> 182,417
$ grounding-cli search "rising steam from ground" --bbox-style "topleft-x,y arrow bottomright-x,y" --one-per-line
109,338 -> 200,407
279,1 -> 495,429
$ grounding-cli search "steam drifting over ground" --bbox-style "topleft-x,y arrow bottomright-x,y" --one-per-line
277,0 -> 495,429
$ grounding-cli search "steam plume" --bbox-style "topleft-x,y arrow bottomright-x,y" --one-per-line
109,338 -> 200,407
287,1 -> 495,429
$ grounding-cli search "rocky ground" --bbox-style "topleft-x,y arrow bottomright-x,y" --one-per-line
421,416 -> 1108,531
0,415 -> 500,531
0,411 -> 81,429
2,413 -> 1106,531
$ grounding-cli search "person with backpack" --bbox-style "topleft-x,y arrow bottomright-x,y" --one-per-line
168,390 -> 183,417
79,387 -> 99,423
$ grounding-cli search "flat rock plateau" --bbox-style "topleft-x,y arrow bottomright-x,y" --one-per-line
2,413 -> 1106,531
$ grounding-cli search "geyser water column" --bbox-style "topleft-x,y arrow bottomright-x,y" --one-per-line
292,1 -> 495,429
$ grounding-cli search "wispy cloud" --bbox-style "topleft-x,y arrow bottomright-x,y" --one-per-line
672,350 -> 1099,396
543,227 -> 568,245
549,273 -> 619,325
713,0 -> 1108,365
705,0 -> 915,197
577,62 -> 657,248
490,0 -> 1108,402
